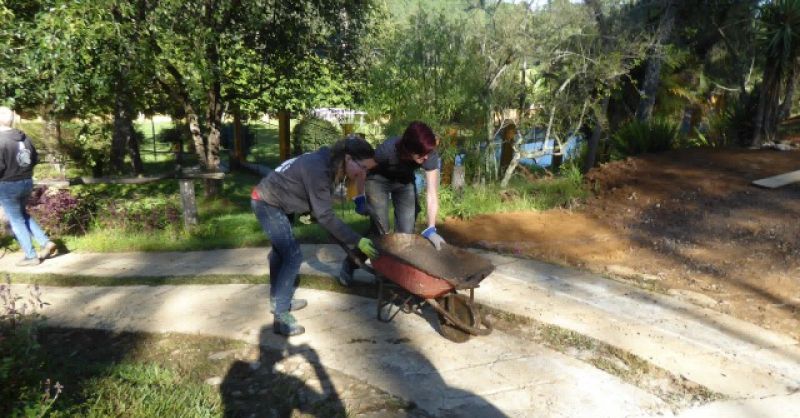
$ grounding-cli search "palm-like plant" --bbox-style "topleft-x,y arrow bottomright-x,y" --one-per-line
753,0 -> 800,146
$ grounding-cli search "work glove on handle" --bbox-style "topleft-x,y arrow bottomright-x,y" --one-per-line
353,194 -> 368,216
358,237 -> 379,259
421,226 -> 446,251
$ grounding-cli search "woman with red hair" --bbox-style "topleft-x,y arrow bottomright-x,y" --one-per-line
339,121 -> 445,286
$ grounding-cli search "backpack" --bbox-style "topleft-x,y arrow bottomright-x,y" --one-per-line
16,141 -> 32,168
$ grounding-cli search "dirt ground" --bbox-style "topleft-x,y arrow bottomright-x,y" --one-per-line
441,148 -> 800,340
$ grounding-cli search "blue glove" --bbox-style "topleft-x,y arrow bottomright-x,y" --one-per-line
353,194 -> 368,216
421,226 -> 446,251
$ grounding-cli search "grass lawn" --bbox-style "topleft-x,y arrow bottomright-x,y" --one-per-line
14,328 -> 411,417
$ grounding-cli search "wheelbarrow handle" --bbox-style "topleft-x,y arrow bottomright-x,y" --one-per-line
329,233 -> 377,275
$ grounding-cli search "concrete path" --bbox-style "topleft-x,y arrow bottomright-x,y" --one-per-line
3,245 -> 800,417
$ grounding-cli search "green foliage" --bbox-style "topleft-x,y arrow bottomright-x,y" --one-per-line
95,196 -> 183,233
679,97 -> 751,148
364,8 -> 486,133
291,116 -> 341,155
436,170 -> 586,219
156,124 -> 189,147
57,121 -> 114,175
610,119 -> 677,160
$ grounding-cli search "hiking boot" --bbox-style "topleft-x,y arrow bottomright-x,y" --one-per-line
16,257 -> 41,267
269,298 -> 308,314
338,262 -> 354,287
273,312 -> 305,337
39,241 -> 57,261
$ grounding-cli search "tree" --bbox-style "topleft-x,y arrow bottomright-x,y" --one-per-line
752,0 -> 800,146
140,0 -> 372,196
509,0 -> 647,178
0,0 -> 152,175
635,0 -> 676,122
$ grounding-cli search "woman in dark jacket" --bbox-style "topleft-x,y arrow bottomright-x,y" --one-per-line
0,106 -> 57,266
251,135 -> 379,336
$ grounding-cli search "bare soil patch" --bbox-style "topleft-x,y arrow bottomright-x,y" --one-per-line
441,148 -> 800,340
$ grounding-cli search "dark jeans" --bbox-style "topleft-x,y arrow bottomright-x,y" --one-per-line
341,174 -> 420,278
0,179 -> 49,259
365,174 -> 418,235
252,199 -> 302,315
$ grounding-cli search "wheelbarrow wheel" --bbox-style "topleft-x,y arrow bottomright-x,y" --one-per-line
437,294 -> 474,343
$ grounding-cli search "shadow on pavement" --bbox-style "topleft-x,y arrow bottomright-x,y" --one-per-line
221,326 -> 346,417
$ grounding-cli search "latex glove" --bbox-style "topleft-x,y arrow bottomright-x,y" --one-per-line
353,194 -> 368,216
358,237 -> 379,259
421,226 -> 446,251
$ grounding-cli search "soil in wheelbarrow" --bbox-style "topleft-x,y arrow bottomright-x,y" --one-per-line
374,234 -> 494,288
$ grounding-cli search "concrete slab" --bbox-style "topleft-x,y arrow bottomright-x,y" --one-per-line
752,169 -> 800,188
4,244 -> 800,406
478,269 -> 800,398
675,392 -> 800,418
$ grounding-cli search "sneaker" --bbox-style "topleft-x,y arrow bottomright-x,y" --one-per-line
269,298 -> 308,314
338,262 -> 354,287
39,241 -> 57,260
273,312 -> 305,336
16,257 -> 41,267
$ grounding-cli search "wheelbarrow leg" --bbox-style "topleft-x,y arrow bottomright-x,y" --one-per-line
377,276 -> 409,323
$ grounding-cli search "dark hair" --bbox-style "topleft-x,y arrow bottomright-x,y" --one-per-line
330,134 -> 375,182
396,121 -> 436,161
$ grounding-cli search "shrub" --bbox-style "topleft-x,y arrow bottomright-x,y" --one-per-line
57,121 -> 114,176
0,276 -> 61,417
291,116 -> 341,155
157,124 -> 190,149
27,187 -> 95,236
220,123 -> 255,155
610,119 -> 677,160
94,196 -> 183,232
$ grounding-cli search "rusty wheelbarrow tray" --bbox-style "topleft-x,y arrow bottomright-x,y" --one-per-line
349,233 -> 494,342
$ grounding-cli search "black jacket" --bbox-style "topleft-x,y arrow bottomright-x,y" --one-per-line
372,136 -> 440,184
0,128 -> 38,182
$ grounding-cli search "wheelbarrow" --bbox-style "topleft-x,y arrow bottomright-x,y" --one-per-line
344,233 -> 495,342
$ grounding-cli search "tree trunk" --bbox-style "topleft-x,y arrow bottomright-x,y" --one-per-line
583,97 -> 609,174
128,125 -> 143,174
499,123 -> 516,175
753,68 -> 780,146
778,60 -> 798,121
500,132 -> 522,188
202,85 -> 223,198
110,94 -> 129,173
232,103 -> 243,168
636,0 -> 676,122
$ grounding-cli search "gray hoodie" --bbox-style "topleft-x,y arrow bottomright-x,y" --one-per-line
0,128 -> 38,182
253,147 -> 361,246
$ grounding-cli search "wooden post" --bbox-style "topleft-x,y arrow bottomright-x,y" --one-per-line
499,123 -> 516,174
179,179 -> 198,228
452,165 -> 465,191
278,110 -> 290,161
342,123 -> 354,135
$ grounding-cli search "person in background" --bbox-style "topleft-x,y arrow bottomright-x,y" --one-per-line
339,121 -> 445,286
0,106 -> 57,266
251,135 -> 379,336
